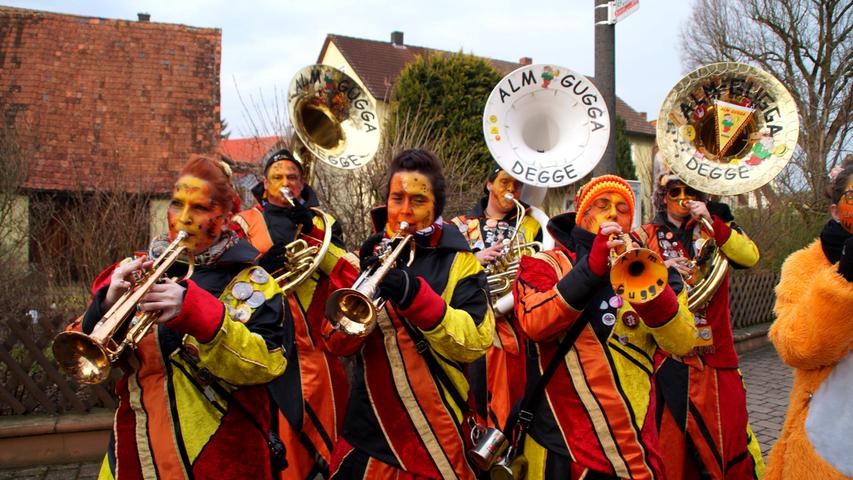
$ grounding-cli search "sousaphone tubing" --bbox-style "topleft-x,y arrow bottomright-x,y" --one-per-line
656,62 -> 799,196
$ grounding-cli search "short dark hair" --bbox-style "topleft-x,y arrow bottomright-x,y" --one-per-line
828,154 -> 853,205
386,149 -> 447,218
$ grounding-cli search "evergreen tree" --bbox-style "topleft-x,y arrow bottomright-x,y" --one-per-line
390,52 -> 503,175
615,116 -> 636,180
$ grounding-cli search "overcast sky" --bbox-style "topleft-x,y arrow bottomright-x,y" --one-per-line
5,0 -> 696,137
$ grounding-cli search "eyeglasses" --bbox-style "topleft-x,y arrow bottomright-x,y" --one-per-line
591,198 -> 631,214
667,186 -> 700,199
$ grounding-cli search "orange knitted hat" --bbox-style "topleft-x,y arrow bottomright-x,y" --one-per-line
575,175 -> 635,219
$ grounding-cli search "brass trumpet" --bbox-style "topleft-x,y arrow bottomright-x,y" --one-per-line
270,187 -> 334,294
325,222 -> 415,336
52,232 -> 194,384
485,195 -> 542,301
609,233 -> 668,304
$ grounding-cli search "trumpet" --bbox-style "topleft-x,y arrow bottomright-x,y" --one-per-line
325,222 -> 415,336
270,187 -> 334,294
609,233 -> 668,304
52,231 -> 194,384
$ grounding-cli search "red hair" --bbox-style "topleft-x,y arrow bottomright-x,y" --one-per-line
178,155 -> 240,215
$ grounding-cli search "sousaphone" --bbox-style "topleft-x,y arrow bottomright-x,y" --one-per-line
656,62 -> 799,309
483,64 -> 610,188
288,64 -> 381,170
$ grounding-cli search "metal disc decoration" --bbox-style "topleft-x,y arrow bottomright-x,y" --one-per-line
483,64 -> 610,188
656,62 -> 799,196
288,65 -> 380,170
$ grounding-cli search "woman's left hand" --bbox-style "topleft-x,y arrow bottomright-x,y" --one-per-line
140,278 -> 186,323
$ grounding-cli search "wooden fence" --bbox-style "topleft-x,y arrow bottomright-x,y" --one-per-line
0,270 -> 781,416
729,269 -> 781,329
0,312 -> 116,416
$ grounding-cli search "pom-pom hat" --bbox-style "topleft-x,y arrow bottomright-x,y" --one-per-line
575,175 -> 635,219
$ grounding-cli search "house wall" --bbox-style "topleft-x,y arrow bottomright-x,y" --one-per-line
1,194 -> 29,267
149,198 -> 170,241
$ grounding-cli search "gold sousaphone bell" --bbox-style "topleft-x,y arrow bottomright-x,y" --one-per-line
657,62 -> 798,309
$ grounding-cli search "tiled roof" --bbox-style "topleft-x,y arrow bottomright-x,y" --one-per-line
0,7 -> 221,194
219,136 -> 281,166
320,33 -> 655,137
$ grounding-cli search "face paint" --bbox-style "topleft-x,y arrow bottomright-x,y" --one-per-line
264,160 -> 304,207
665,182 -> 697,218
167,175 -> 227,255
488,171 -> 521,214
836,177 -> 853,234
579,192 -> 632,233
386,171 -> 436,234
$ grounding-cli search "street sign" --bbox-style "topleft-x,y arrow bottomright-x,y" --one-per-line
611,0 -> 639,23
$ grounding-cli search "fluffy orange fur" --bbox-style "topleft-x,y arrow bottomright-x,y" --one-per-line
766,240 -> 853,479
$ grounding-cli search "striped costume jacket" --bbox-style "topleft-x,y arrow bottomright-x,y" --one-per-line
513,213 -> 696,479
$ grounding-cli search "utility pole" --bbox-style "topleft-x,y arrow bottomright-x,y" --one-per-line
594,0 -> 617,175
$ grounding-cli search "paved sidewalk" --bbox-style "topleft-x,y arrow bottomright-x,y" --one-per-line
740,343 -> 794,457
0,345 -> 793,478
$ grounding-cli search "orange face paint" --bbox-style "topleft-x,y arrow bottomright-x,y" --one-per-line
579,191 -> 632,233
386,171 -> 436,235
264,160 -> 304,206
488,170 -> 521,214
167,175 -> 227,255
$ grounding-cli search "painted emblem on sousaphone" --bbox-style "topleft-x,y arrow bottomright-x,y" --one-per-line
288,65 -> 380,169
483,64 -> 610,188
657,62 -> 799,196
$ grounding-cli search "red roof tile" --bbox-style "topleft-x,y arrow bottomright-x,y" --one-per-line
219,136 -> 281,166
0,6 -> 222,194
320,33 -> 655,137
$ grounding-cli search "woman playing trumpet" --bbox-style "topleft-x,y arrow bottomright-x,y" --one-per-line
322,149 -> 494,479
79,155 -> 291,480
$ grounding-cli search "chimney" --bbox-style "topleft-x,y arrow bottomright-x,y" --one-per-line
519,57 -> 533,66
137,12 -> 151,22
391,31 -> 404,46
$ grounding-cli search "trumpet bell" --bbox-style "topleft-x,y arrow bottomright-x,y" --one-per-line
52,330 -> 112,385
611,249 -> 668,304
325,288 -> 377,337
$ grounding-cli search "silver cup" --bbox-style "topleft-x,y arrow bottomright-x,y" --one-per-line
468,426 -> 509,471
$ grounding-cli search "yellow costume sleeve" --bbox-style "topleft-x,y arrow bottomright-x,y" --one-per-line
720,225 -> 760,268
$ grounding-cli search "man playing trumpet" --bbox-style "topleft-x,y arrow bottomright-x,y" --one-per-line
323,149 -> 494,479
513,175 -> 696,479
451,167 -> 543,434
233,149 -> 357,479
635,171 -> 764,479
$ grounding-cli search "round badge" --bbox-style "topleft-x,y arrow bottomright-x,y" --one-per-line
458,223 -> 468,233
232,305 -> 251,323
486,219 -> 498,228
618,335 -> 629,345
599,300 -> 609,310
246,291 -> 267,309
622,311 -> 639,328
232,282 -> 253,300
665,232 -> 674,240
602,313 -> 616,326
700,327 -> 712,340
250,268 -> 269,284
608,295 -> 624,309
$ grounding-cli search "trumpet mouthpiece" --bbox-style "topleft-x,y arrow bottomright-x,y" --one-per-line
503,193 -> 515,200
176,231 -> 188,241
399,221 -> 410,231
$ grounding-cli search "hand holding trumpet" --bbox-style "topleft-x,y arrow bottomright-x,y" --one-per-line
104,255 -> 185,323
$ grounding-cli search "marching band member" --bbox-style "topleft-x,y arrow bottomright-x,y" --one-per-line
233,149 -> 357,479
85,155 -> 291,479
766,158 -> 853,479
514,175 -> 696,479
451,167 -> 542,432
635,172 -> 764,479
323,149 -> 494,479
